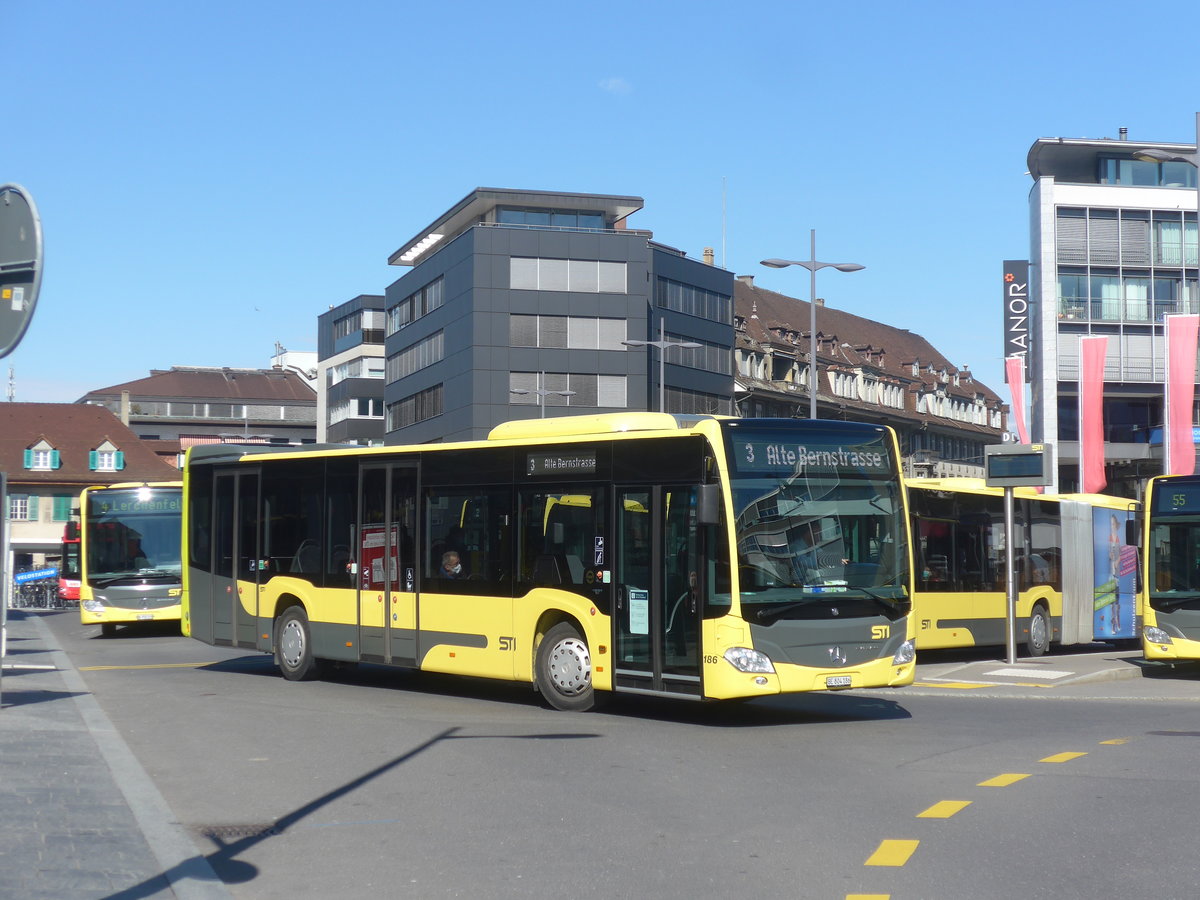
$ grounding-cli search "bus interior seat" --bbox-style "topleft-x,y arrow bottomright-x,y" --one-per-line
292,539 -> 320,573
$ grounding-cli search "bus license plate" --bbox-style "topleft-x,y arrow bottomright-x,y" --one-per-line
137,614 -> 153,621
825,675 -> 852,688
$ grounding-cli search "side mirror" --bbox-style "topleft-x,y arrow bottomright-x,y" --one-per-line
65,521 -> 79,540
696,484 -> 721,526
1125,518 -> 1140,548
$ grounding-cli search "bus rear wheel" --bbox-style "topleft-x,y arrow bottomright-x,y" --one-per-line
535,623 -> 595,712
1026,605 -> 1051,658
276,606 -> 321,681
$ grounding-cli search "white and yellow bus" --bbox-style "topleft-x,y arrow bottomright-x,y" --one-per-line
182,413 -> 916,710
907,477 -> 1139,655
79,482 -> 184,636
1139,474 -> 1200,661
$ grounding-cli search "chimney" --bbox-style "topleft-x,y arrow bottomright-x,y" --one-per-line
1119,127 -> 1128,141
120,390 -> 131,426
736,274 -> 755,286
815,297 -> 826,307
703,247 -> 715,265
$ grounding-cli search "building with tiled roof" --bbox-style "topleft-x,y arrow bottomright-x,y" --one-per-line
78,366 -> 318,451
734,276 -> 1007,476
1,403 -> 179,569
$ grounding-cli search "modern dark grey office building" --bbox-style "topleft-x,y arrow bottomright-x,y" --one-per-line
382,188 -> 734,443
316,294 -> 386,444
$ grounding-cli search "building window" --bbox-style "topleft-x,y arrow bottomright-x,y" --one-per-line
496,207 -> 604,231
655,277 -> 732,324
1100,156 -> 1197,189
662,331 -> 732,376
89,449 -> 125,471
52,495 -> 73,522
510,315 -> 627,350
509,373 -> 627,409
24,447 -> 59,470
387,384 -> 443,430
509,257 -> 627,293
387,277 -> 445,336
664,386 -> 732,416
387,331 -> 444,383
9,494 -> 36,521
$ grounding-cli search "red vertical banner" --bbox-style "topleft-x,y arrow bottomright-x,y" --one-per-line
1005,356 -> 1030,444
1165,314 -> 1200,477
1079,336 -> 1108,494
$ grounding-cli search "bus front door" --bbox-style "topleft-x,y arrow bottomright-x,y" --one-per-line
211,469 -> 260,649
614,486 -> 702,698
358,464 -> 418,666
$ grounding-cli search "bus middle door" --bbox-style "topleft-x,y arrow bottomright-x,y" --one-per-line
613,485 -> 702,698
358,464 -> 419,666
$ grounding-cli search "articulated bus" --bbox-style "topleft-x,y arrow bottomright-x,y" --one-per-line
1139,474 -> 1200,661
58,521 -> 82,604
79,482 -> 184,636
907,478 -> 1139,656
181,413 -> 916,710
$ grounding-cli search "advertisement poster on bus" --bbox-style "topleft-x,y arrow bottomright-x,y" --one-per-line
1093,507 -> 1138,639
359,525 -> 398,590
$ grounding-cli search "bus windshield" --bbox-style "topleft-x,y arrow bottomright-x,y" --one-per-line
86,486 -> 183,585
723,421 -> 909,620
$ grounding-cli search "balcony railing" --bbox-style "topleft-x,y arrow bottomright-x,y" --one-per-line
1059,297 -> 1200,323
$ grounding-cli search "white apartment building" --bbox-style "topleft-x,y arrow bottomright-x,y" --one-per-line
1027,126 -> 1198,496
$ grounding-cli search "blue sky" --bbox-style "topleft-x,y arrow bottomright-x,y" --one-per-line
5,0 -> 1196,406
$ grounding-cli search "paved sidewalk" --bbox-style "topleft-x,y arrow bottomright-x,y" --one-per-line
0,609 -> 231,900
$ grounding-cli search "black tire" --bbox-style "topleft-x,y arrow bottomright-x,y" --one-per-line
101,622 -> 117,638
1026,605 -> 1051,657
276,606 -> 321,681
535,622 -> 595,711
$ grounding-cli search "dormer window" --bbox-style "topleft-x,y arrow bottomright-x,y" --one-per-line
24,440 -> 60,471
90,440 -> 126,472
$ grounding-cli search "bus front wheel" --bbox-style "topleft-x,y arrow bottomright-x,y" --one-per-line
276,606 -> 321,681
535,623 -> 595,712
1026,605 -> 1051,658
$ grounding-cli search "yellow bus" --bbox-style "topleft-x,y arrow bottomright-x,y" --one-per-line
907,477 -> 1139,655
79,481 -> 184,636
182,413 -> 916,710
1139,474 -> 1200,661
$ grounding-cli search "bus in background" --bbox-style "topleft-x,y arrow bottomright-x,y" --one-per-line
1139,474 -> 1200,661
79,482 -> 184,636
182,413 -> 916,710
58,520 -> 82,604
907,477 -> 1139,656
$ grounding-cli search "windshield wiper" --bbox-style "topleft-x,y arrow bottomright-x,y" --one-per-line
1151,593 -> 1200,611
755,599 -> 827,625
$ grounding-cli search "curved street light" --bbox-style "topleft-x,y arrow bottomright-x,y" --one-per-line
623,320 -> 701,412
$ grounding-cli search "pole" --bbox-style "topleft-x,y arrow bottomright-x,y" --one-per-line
1004,486 -> 1017,664
809,229 -> 818,420
658,319 -> 666,412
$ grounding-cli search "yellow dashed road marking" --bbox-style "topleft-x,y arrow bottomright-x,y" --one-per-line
1100,738 -> 1129,745
978,773 -> 1030,787
917,800 -> 972,818
865,840 -> 919,867
846,895 -> 890,899
1040,751 -> 1087,763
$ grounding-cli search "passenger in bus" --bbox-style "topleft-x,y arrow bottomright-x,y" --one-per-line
439,550 -> 465,579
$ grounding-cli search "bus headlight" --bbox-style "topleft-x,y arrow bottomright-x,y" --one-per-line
724,647 -> 775,674
1143,626 -> 1173,645
892,639 -> 916,665
82,600 -> 105,613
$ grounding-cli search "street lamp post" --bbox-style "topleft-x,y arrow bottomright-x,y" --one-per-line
761,229 -> 865,419
509,384 -> 576,418
622,320 -> 701,413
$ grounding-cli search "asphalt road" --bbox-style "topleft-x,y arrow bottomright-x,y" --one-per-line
44,613 -> 1200,899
